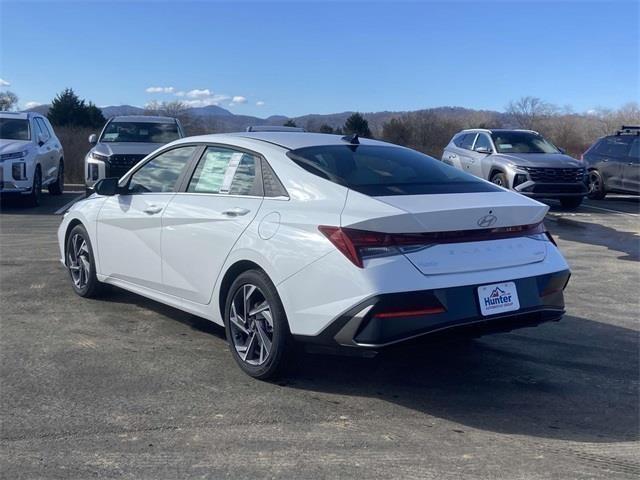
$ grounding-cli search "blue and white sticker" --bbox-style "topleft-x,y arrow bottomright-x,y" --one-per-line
478,281 -> 520,316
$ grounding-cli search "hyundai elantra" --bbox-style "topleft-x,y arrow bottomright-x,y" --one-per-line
58,130 -> 570,378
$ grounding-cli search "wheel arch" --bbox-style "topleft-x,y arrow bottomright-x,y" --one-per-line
217,260 -> 267,321
63,219 -> 85,264
488,166 -> 506,181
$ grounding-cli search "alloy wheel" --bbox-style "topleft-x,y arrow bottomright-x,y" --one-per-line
68,234 -> 91,289
229,284 -> 274,366
588,171 -> 601,194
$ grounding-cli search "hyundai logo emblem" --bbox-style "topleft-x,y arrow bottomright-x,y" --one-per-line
477,214 -> 497,228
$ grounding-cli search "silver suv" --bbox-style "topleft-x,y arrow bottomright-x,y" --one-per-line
85,115 -> 184,193
442,129 -> 587,209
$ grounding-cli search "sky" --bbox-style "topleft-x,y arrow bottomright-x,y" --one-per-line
0,0 -> 638,118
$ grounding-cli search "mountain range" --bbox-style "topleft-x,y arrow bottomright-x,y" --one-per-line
27,103 -> 504,133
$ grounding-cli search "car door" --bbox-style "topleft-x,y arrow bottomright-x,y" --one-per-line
33,118 -> 56,181
593,137 -> 626,189
468,132 -> 492,177
96,145 -> 198,290
458,133 -> 479,176
623,138 -> 640,193
160,145 -> 264,304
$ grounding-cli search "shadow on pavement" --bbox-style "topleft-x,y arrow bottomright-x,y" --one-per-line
95,286 -> 639,445
0,191 -> 84,215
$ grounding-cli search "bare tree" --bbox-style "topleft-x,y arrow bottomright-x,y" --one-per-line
506,96 -> 557,130
0,90 -> 19,111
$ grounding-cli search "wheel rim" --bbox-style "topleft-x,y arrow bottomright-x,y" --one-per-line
229,284 -> 274,366
492,176 -> 503,186
588,171 -> 601,194
68,234 -> 91,289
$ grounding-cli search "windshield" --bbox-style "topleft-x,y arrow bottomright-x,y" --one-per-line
491,131 -> 560,154
287,144 -> 501,196
100,121 -> 180,143
0,118 -> 30,141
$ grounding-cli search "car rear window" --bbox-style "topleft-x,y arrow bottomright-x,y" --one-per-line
286,144 -> 502,196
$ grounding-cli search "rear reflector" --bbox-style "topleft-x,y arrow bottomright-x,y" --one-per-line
374,306 -> 445,318
319,222 -> 548,268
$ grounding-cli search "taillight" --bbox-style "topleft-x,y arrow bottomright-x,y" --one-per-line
319,222 -> 549,268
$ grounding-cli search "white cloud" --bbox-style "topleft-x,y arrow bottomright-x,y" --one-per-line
0,78 -> 10,87
231,95 -> 247,104
182,95 -> 231,108
146,86 -> 175,94
175,91 -> 185,97
256,100 -> 265,106
186,88 -> 212,98
25,101 -> 42,109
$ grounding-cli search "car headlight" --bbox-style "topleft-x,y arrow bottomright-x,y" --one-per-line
0,150 -> 29,161
90,151 -> 109,162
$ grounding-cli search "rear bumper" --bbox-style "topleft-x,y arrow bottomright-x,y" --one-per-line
294,269 -> 570,348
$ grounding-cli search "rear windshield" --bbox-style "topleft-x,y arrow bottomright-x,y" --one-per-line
286,144 -> 502,196
491,131 -> 560,154
100,121 -> 180,143
0,118 -> 30,141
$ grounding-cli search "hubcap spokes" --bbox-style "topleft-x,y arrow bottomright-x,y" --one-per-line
68,234 -> 90,288
230,284 -> 274,366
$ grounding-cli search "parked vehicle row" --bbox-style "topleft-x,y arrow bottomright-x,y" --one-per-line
59,130 -> 571,379
0,112 -> 64,205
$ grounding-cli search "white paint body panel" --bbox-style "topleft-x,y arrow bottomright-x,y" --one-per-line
57,132 -> 570,340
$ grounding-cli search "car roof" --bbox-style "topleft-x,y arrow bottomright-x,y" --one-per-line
110,115 -> 177,123
0,111 -> 32,120
224,131 -> 391,150
459,128 -> 539,135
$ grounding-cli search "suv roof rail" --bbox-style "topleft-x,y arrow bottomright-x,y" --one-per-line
246,125 -> 306,133
617,125 -> 640,136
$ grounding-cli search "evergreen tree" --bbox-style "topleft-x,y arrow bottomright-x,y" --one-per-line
343,113 -> 372,138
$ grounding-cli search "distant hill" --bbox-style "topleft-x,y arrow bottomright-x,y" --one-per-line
24,103 -> 505,134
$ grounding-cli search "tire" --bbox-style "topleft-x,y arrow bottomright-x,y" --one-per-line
48,160 -> 64,195
26,166 -> 42,207
587,169 -> 606,200
491,172 -> 508,188
559,196 -> 584,209
65,224 -> 104,298
224,270 -> 292,379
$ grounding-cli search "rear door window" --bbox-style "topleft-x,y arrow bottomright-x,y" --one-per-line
595,137 -> 633,158
287,144 -> 501,196
460,134 -> 477,150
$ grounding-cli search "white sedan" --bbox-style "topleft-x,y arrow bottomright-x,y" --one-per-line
57,131 -> 571,379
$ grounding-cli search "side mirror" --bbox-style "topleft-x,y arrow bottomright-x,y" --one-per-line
474,146 -> 492,154
37,133 -> 46,146
94,177 -> 121,196
88,134 -> 98,145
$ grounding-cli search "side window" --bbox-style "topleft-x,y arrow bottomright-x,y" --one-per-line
129,146 -> 196,193
474,134 -> 492,151
187,146 -> 263,196
453,134 -> 465,147
595,137 -> 632,158
35,118 -> 51,141
627,138 -> 639,160
461,133 -> 477,150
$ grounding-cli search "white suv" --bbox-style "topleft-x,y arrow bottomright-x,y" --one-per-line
0,112 -> 64,206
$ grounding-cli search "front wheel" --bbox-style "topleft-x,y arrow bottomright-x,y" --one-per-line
26,166 -> 42,207
559,196 -> 584,209
224,270 -> 292,379
65,224 -> 104,297
490,172 -> 508,188
48,160 -> 64,195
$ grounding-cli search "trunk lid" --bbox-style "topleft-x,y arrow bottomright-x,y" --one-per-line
340,190 -> 549,275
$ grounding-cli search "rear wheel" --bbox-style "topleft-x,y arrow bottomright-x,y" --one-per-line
490,172 -> 508,188
65,224 -> 104,297
27,166 -> 42,207
224,270 -> 291,379
587,169 -> 606,200
48,160 -> 64,195
559,196 -> 583,209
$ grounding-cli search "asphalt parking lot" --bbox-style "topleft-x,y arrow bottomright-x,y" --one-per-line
0,193 -> 638,479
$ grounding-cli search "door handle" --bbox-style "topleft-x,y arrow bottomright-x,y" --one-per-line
222,207 -> 250,217
143,205 -> 163,215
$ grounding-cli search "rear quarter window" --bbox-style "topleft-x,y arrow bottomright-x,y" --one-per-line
286,144 -> 502,196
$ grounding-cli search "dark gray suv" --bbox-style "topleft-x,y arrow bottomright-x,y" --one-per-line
582,126 -> 640,199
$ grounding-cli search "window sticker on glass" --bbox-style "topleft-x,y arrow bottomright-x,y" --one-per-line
219,152 -> 244,193
499,143 -> 513,150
